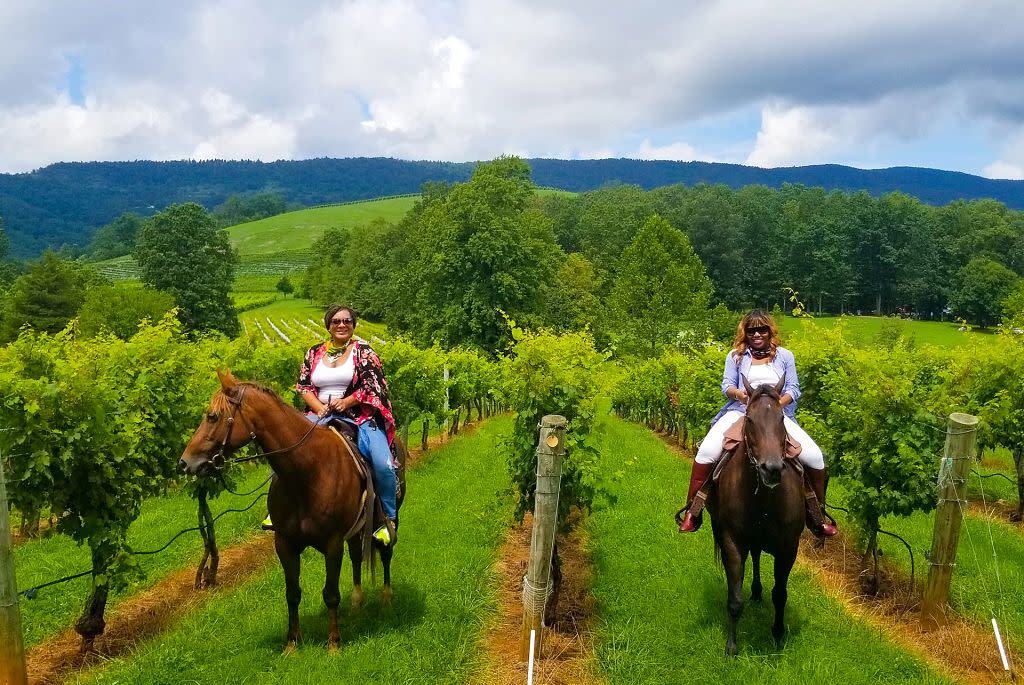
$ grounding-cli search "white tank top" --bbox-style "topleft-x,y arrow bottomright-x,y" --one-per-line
311,353 -> 355,404
746,361 -> 781,389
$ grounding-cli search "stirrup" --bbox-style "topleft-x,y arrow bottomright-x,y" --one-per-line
261,515 -> 274,531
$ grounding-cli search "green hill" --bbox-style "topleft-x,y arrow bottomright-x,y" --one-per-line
93,195 -> 420,280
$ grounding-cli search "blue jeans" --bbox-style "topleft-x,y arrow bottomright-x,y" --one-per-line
305,412 -> 398,519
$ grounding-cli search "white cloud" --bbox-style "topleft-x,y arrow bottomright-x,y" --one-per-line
746,106 -> 842,168
634,139 -> 704,162
2,1 -> 1024,172
982,161 -> 1024,180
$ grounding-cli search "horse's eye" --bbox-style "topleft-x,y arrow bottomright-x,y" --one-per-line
206,412 -> 219,422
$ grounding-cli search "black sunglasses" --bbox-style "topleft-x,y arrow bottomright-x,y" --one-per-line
330,317 -> 354,326
745,325 -> 770,336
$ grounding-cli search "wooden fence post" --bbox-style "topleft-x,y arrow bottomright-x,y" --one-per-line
0,450 -> 29,685
520,415 -> 567,661
921,412 -> 978,630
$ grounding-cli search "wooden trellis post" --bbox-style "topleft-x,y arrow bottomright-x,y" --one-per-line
520,415 -> 567,661
921,412 -> 978,629
0,449 -> 29,685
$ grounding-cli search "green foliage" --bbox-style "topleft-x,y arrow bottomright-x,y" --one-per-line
275,275 -> 293,297
212,191 -> 289,228
390,157 -> 561,352
302,227 -> 349,307
376,337 -> 447,431
76,282 -> 176,339
499,326 -> 608,524
949,257 -> 1020,328
86,213 -> 143,261
1003,280 -> 1024,332
607,214 -> 713,356
542,253 -> 602,337
1,250 -> 102,341
134,203 -> 240,337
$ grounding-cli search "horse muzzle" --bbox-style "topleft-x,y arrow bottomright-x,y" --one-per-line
757,460 -> 784,489
179,453 -> 219,477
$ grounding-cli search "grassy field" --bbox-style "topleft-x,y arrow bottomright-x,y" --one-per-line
586,417 -> 951,684
778,314 -> 1001,349
15,466 -> 271,647
227,197 -> 419,256
71,418 -> 513,685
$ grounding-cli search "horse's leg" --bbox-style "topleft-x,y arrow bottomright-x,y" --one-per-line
274,535 -> 302,652
347,537 -> 363,609
750,548 -> 763,602
771,545 -> 798,645
323,539 -> 344,653
721,537 -> 748,657
380,542 -> 394,605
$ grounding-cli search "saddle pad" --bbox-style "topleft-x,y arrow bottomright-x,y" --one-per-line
722,416 -> 802,459
327,425 -> 370,482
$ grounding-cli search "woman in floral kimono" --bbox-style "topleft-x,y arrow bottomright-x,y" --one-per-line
282,304 -> 400,545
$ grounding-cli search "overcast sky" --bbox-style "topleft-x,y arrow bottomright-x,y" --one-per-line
3,1 -> 1024,178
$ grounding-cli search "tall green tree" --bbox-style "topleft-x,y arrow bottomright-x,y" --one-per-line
607,215 -> 713,355
134,202 -> 239,337
949,257 -> 1020,328
1,251 -> 101,340
87,213 -> 143,260
302,227 -> 350,307
393,157 -> 561,352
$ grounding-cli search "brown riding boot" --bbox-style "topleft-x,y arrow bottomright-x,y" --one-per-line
678,462 -> 716,532
805,467 -> 838,537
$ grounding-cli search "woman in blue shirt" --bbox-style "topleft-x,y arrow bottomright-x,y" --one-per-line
678,309 -> 837,537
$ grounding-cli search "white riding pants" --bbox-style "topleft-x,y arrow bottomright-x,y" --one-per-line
694,410 -> 825,470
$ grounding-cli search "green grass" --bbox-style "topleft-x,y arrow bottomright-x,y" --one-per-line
586,417 -> 951,684
828,477 -> 1024,648
227,197 -> 420,256
72,417 -> 514,685
778,314 -> 1001,349
14,465 -> 272,647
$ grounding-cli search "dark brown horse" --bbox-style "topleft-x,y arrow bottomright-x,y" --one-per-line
179,371 -> 406,652
707,375 -> 804,656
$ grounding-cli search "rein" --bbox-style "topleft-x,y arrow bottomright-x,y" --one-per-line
209,385 -> 320,470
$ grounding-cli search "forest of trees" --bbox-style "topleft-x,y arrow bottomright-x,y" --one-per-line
3,157 -> 1024,256
305,161 -> 1024,341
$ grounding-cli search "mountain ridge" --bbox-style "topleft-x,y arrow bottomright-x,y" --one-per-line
2,156 -> 1022,256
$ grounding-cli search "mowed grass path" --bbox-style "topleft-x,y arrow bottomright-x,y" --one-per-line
228,197 -> 419,256
15,465 -> 271,647
72,417 -> 513,685
587,417 -> 951,684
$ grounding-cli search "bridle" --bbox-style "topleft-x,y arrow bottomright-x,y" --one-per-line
206,385 -> 319,472
744,390 -> 787,492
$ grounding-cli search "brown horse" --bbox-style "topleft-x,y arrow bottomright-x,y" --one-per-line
179,371 -> 406,652
707,375 -> 804,656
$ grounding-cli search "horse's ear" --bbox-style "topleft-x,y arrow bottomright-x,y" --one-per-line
741,374 -> 754,398
216,368 -> 237,390
773,376 -> 786,397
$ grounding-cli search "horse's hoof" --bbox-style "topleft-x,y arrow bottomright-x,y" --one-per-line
382,585 -> 393,606
282,641 -> 298,656
327,642 -> 339,656
773,626 -> 786,645
725,643 -> 738,657
351,588 -> 364,610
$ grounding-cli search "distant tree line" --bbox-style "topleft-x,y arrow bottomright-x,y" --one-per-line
305,161 -> 1024,344
4,157 -> 1024,257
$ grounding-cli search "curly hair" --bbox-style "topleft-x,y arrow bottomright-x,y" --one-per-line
731,309 -> 781,360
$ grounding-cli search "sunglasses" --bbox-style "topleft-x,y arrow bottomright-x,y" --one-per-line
745,325 -> 771,336
330,317 -> 354,327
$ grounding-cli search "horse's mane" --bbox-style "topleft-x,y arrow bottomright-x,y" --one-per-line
211,380 -> 304,418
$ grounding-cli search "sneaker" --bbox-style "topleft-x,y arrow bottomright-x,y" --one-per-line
373,518 -> 397,546
261,515 -> 274,531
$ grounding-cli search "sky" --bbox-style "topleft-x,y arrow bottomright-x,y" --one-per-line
2,1 -> 1024,178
